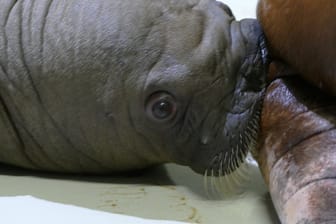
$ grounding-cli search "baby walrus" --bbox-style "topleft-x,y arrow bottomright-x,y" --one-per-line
0,0 -> 267,177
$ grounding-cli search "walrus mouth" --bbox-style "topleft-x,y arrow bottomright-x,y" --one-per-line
204,33 -> 270,177
203,101 -> 262,196
205,104 -> 261,175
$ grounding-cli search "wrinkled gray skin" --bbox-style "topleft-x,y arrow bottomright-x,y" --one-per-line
0,0 -> 267,174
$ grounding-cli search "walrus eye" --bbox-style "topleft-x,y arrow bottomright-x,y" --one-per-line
146,92 -> 177,122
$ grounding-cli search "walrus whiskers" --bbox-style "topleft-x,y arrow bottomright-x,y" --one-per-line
203,97 -> 263,199
203,169 -> 209,198
204,150 -> 251,198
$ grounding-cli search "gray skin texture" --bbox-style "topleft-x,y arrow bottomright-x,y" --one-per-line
0,0 -> 266,174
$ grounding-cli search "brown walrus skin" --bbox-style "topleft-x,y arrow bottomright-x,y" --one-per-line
257,1 -> 336,222
256,74 -> 336,223
257,0 -> 336,96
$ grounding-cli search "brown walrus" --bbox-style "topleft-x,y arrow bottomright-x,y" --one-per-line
256,73 -> 336,223
257,0 -> 336,96
257,1 -> 336,223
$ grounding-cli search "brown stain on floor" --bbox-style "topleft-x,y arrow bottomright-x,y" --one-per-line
98,185 -> 203,223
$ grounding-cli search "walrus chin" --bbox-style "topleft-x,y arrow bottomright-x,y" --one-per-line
202,19 -> 269,189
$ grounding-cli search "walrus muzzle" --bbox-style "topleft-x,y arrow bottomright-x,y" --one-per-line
187,19 -> 269,176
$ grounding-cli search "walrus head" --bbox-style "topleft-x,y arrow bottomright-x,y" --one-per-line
127,1 -> 268,177
0,0 -> 268,178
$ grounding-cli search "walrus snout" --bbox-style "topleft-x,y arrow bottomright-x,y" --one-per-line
187,19 -> 268,177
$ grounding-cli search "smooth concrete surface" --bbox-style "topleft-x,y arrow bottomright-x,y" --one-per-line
0,1 -> 280,223
0,196 -> 191,224
0,163 -> 279,223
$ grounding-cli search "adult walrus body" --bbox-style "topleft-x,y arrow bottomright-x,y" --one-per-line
257,0 -> 336,95
256,1 -> 336,222
257,1 -> 336,222
0,0 -> 267,174
256,75 -> 336,224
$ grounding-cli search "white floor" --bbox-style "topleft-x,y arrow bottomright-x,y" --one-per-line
0,163 -> 278,224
